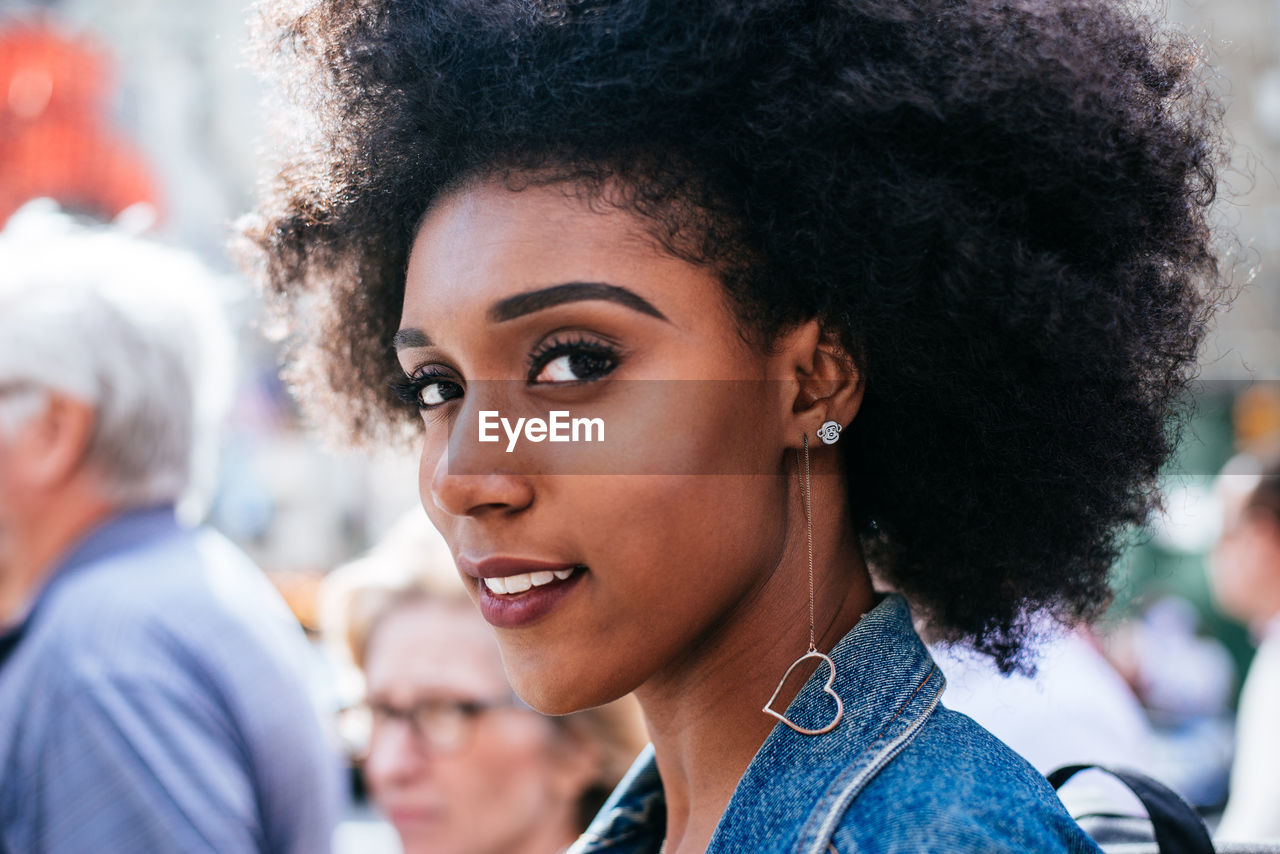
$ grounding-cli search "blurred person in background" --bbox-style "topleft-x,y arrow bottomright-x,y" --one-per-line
930,620 -> 1160,818
0,205 -> 342,853
322,512 -> 646,854
1209,453 -> 1280,841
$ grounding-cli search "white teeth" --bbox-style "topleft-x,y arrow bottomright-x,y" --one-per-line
483,568 -> 578,596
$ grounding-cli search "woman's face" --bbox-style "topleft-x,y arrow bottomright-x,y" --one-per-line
397,177 -> 798,712
362,600 -> 584,854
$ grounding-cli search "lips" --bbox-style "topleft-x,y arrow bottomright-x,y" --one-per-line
384,805 -> 444,829
457,556 -> 580,578
458,556 -> 586,628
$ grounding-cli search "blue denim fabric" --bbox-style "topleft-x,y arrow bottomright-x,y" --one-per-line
569,594 -> 1102,854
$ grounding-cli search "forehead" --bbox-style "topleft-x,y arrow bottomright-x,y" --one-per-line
364,600 -> 509,697
402,177 -> 726,324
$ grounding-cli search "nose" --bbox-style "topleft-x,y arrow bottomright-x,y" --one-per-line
365,722 -> 428,789
424,404 -> 535,518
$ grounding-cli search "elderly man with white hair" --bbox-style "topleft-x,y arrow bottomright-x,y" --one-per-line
0,207 -> 342,853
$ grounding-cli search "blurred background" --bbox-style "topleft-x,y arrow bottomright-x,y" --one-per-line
3,0 -> 1280,845
0,0 -> 425,601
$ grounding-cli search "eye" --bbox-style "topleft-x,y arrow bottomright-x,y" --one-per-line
391,368 -> 464,411
417,380 -> 457,407
527,335 -> 620,384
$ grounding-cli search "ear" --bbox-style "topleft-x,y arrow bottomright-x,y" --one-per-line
769,319 -> 864,446
21,393 -> 96,489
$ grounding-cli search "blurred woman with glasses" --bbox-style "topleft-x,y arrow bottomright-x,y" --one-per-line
324,512 -> 645,854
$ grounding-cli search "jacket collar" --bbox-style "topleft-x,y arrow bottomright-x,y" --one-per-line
572,593 -> 946,853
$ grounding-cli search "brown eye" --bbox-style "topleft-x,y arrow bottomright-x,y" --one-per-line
527,338 -> 619,384
391,370 -> 464,410
416,378 -> 463,407
533,350 -> 615,383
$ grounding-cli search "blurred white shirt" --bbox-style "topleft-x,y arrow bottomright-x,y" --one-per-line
1217,618 -> 1280,842
932,627 -> 1154,817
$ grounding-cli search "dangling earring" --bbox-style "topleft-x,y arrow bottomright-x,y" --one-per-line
762,432 -> 844,736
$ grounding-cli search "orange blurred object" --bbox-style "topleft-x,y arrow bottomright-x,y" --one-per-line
1234,384 -> 1280,457
0,20 -> 159,225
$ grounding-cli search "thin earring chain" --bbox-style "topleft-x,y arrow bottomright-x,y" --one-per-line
802,433 -> 815,652
762,432 -> 845,736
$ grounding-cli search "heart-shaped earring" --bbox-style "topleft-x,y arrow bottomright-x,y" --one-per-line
762,649 -> 844,735
761,433 -> 844,735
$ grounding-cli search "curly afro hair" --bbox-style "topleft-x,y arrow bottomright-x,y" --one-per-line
242,0 -> 1227,670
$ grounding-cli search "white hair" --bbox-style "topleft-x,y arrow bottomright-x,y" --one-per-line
0,203 -> 235,509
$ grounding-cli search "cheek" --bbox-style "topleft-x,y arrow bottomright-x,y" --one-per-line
500,471 -> 787,711
418,428 -> 443,506
581,379 -> 780,476
1211,538 -> 1271,613
418,437 -> 465,571
451,719 -> 562,807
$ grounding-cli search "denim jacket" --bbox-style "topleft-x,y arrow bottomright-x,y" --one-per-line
569,595 -> 1102,854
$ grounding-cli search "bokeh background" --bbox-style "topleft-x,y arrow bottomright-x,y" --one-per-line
3,0 -> 1280,838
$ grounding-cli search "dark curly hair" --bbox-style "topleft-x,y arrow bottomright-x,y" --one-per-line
241,0 -> 1227,670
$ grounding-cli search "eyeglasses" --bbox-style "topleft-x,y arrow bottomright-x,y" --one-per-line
342,693 -> 532,756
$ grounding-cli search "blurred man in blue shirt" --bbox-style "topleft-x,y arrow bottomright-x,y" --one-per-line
0,207 -> 342,853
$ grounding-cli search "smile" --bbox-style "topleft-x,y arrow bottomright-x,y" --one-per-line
458,557 -> 588,628
483,568 -> 577,595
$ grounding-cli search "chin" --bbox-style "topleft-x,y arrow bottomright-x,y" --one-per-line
510,671 -> 610,716
503,647 -> 632,715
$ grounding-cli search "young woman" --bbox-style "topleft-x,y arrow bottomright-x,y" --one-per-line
244,1 -> 1226,850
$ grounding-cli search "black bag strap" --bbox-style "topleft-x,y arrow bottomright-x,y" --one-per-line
1048,764 -> 1215,854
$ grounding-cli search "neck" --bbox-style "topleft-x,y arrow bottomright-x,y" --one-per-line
636,474 -> 875,854
0,487 -> 116,625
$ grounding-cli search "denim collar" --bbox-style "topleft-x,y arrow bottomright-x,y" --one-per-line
0,505 -> 178,668
570,593 -> 946,854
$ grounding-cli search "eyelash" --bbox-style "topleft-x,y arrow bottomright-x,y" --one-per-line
525,334 -> 621,384
392,334 -> 622,414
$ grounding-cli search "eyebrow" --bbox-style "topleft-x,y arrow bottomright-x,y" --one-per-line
393,281 -> 669,351
392,328 -> 432,351
488,282 -> 669,324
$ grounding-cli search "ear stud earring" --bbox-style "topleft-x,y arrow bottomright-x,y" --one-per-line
817,420 -> 842,445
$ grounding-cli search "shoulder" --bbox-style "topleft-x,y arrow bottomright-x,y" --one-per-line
1233,633 -> 1280,738
1243,631 -> 1280,687
0,525 -> 339,844
37,523 -> 299,660
830,706 -> 1100,854
8,523 -> 315,737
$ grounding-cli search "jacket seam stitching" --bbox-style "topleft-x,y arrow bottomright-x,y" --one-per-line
799,664 -> 945,854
